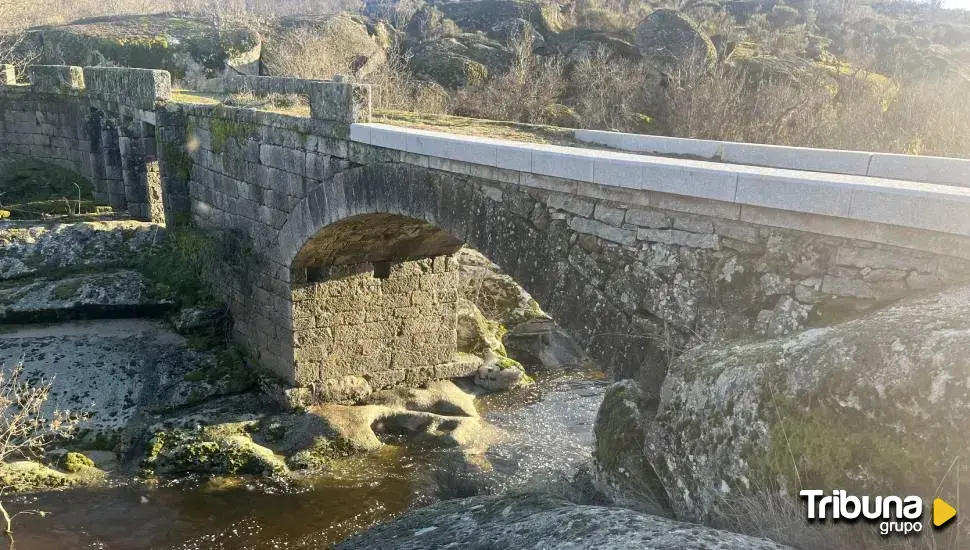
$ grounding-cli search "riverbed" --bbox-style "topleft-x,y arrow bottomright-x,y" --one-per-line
8,371 -> 607,549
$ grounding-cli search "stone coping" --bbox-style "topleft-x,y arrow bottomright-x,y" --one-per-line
351,122 -> 970,238
574,128 -> 970,187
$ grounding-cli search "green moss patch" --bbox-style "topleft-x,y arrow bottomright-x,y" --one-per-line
135,227 -> 217,308
0,159 -> 96,218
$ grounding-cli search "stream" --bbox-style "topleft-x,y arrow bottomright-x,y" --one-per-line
7,371 -> 608,549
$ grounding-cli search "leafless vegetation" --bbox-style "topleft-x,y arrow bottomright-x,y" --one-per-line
715,488 -> 959,550
3,0 -> 969,157
0,363 -> 83,545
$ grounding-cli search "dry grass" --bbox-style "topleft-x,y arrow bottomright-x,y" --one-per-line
715,489 -> 962,550
661,65 -> 970,157
4,0 -> 970,158
373,110 -> 584,145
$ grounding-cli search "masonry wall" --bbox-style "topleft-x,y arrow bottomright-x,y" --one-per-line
164,104 -> 362,383
0,87 -> 112,198
291,257 -> 465,401
0,65 -> 171,222
278,155 -> 970,399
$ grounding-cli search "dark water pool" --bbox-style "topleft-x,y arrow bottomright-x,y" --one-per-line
8,372 -> 608,549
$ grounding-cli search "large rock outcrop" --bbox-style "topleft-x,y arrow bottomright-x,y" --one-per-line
264,15 -> 388,79
439,0 -> 569,35
0,220 -> 163,280
408,35 -> 512,88
0,269 -> 172,323
595,285 -> 970,524
18,14 -> 261,86
335,492 -> 791,549
635,9 -> 717,73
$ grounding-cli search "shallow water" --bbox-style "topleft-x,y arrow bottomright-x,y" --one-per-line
8,372 -> 608,549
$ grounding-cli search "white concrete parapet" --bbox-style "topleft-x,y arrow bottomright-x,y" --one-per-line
351,123 -> 970,238
573,129 -> 970,188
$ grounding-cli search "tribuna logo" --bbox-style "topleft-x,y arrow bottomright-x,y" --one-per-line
800,490 -> 924,535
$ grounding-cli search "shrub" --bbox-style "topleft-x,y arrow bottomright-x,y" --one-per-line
137,228 -> 217,308
405,6 -> 461,41
450,31 -> 566,123
576,7 -> 634,33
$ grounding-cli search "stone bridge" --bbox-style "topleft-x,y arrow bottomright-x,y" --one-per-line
4,64 -> 970,402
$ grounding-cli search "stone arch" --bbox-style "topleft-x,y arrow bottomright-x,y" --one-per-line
276,162 -> 662,400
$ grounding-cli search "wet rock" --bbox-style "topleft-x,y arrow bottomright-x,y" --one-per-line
307,401 -> 495,453
0,460 -> 104,493
364,380 -> 478,418
335,492 -> 791,549
60,452 -> 94,473
250,380 -> 488,470
592,380 -> 669,515
504,318 -> 593,371
0,461 -> 75,492
474,350 -> 525,391
633,285 -> 970,522
144,423 -> 289,478
456,247 -> 548,330
172,306 -> 227,335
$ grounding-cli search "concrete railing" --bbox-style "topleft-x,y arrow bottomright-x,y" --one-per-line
574,129 -> 970,188
351,123 -> 970,238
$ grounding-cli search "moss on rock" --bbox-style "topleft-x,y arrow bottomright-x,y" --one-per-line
143,424 -> 289,478
636,285 -> 970,522
61,452 -> 95,473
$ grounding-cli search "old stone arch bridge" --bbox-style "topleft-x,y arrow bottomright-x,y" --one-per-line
4,64 -> 970,402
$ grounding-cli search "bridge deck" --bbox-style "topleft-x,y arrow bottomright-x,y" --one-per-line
169,87 -> 970,241
349,122 -> 970,239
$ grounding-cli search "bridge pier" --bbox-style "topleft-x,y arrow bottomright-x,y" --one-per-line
290,256 -> 473,401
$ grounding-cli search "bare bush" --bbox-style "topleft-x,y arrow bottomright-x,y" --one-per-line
263,25 -> 351,80
451,31 -> 567,123
567,47 -> 659,131
362,50 -> 450,114
658,60 -> 970,158
0,363 -> 83,544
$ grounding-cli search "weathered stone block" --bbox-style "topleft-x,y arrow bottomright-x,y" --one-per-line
637,228 -> 719,250
593,203 -> 626,226
28,65 -> 84,93
308,81 -> 371,124
0,64 -> 14,86
82,67 -> 171,108
625,208 -> 669,229
569,216 -> 636,246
